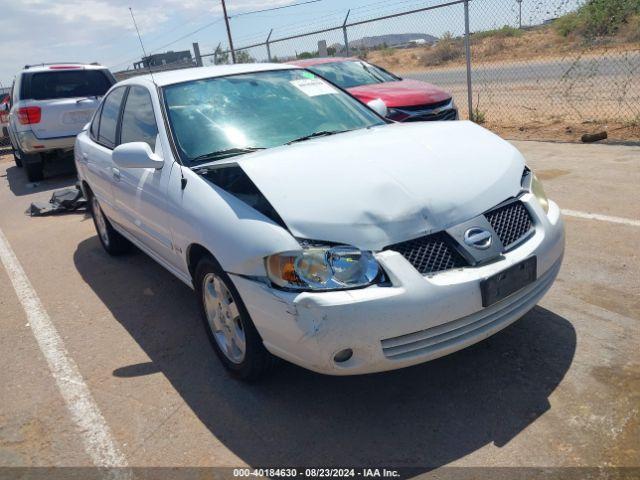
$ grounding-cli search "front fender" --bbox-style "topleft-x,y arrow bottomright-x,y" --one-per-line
167,166 -> 300,276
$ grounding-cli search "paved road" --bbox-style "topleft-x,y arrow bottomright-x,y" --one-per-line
0,141 -> 638,477
403,52 -> 640,86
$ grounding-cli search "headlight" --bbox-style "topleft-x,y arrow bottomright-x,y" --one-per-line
522,168 -> 549,213
266,245 -> 380,291
531,174 -> 549,213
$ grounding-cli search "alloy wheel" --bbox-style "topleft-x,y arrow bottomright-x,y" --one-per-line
202,272 -> 246,364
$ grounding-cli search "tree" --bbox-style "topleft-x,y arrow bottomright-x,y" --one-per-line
297,51 -> 318,59
236,50 -> 255,64
212,45 -> 229,65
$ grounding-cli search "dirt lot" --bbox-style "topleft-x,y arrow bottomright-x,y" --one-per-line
364,26 -> 640,143
0,141 -> 638,478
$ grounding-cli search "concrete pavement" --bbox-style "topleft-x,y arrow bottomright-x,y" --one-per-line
0,140 -> 638,476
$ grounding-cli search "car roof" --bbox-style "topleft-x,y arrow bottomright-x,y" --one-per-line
121,63 -> 298,88
288,57 -> 358,67
21,63 -> 109,73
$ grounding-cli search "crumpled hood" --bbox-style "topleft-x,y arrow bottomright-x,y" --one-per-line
236,121 -> 525,251
348,79 -> 451,107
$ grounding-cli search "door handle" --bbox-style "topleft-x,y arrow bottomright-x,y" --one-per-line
112,168 -> 121,182
81,152 -> 88,163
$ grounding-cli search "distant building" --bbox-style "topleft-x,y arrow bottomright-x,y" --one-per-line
134,50 -> 193,70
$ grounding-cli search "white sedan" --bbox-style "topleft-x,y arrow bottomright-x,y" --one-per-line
75,64 -> 564,380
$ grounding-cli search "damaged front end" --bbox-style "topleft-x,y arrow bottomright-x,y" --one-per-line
196,162 -> 386,292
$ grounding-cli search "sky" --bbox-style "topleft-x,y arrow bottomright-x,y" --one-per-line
0,0 -> 581,89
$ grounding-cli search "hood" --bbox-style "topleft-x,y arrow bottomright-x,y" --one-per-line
347,79 -> 451,108
235,121 -> 525,251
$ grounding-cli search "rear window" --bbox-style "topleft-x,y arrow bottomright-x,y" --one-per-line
24,70 -> 113,100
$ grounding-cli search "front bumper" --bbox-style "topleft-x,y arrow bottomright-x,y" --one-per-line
15,130 -> 75,154
231,195 -> 565,375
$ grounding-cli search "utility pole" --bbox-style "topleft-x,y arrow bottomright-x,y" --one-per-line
221,0 -> 236,63
517,0 -> 522,29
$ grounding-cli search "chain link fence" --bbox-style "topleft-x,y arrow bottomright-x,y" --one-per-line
198,0 -> 639,142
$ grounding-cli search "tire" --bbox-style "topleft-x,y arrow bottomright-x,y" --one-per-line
88,190 -> 132,255
13,149 -> 22,168
195,256 -> 277,381
24,155 -> 44,182
7,139 -> 22,167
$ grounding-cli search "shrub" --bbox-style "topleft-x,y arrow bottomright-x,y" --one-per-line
554,12 -> 583,37
475,25 -> 523,39
422,32 -> 463,66
554,0 -> 640,38
619,14 -> 640,41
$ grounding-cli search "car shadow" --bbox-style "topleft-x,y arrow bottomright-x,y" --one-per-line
74,236 -> 576,471
4,156 -> 77,197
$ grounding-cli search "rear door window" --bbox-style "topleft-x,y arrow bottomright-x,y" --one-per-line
97,87 -> 127,149
120,86 -> 158,151
26,70 -> 113,100
90,103 -> 103,140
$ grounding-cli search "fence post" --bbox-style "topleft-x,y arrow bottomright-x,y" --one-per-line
266,29 -> 273,62
343,9 -> 351,56
463,0 -> 473,120
192,42 -> 203,67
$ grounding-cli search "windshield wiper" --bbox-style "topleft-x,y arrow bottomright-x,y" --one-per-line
286,129 -> 352,145
191,147 -> 265,165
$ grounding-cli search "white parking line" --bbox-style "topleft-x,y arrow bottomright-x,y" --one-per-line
561,209 -> 640,227
0,227 -> 128,470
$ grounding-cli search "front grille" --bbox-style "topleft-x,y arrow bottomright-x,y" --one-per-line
399,98 -> 452,112
385,232 -> 467,275
388,200 -> 534,276
484,201 -> 534,250
404,108 -> 457,122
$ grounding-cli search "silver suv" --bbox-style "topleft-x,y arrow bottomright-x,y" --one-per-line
7,63 -> 116,181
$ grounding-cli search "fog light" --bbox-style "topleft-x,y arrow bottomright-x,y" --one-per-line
333,348 -> 353,363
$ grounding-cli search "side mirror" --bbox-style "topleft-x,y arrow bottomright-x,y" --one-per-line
113,142 -> 163,170
367,98 -> 388,118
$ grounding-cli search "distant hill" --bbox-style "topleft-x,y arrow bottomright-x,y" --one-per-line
349,33 -> 438,49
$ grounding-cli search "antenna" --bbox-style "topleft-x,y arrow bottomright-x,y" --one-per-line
129,7 -> 189,189
129,7 -> 156,84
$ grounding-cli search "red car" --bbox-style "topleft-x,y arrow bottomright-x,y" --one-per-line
289,57 -> 457,122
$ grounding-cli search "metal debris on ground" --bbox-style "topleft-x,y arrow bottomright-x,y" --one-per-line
27,184 -> 87,216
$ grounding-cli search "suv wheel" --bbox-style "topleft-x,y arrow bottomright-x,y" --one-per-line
195,256 -> 277,381
24,154 -> 44,182
89,191 -> 131,255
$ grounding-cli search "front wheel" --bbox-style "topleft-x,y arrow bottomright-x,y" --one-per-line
89,192 -> 131,255
195,256 -> 276,381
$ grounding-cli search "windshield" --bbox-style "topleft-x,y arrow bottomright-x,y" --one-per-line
163,69 -> 385,165
27,70 -> 113,100
306,61 -> 399,89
